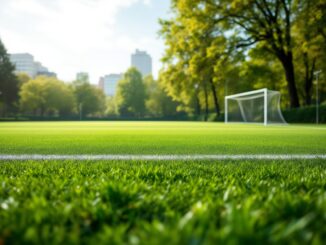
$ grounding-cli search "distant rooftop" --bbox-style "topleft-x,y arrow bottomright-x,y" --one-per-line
134,49 -> 149,55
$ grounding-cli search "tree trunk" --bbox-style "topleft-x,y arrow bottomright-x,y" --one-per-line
303,53 -> 316,105
195,91 -> 201,116
2,103 -> 7,117
3,93 -> 9,117
209,77 -> 220,117
203,84 -> 209,121
278,52 -> 300,108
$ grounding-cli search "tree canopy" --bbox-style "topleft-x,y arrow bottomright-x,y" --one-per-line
72,79 -> 106,117
159,0 -> 326,114
0,39 -> 19,116
116,67 -> 146,117
20,76 -> 75,116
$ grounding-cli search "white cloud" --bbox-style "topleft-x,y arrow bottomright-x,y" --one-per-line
0,0 -> 163,83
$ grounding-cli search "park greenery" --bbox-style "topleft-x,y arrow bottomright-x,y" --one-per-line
1,160 -> 325,244
0,39 -> 179,119
0,122 -> 325,155
1,1 -> 326,243
0,39 -> 19,117
18,76 -> 106,118
158,0 -> 326,118
0,0 -> 326,121
113,68 -> 179,118
0,122 -> 325,244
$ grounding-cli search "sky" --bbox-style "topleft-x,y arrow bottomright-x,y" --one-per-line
0,0 -> 171,83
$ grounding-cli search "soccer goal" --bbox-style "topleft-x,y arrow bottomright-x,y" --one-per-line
224,88 -> 287,125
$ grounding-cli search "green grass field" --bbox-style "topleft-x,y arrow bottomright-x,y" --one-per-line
0,122 -> 325,154
0,122 -> 325,244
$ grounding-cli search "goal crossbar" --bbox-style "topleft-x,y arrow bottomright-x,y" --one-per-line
225,88 -> 278,99
227,94 -> 265,101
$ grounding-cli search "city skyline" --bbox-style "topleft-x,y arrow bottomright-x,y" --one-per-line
10,53 -> 56,78
0,0 -> 170,83
97,49 -> 152,97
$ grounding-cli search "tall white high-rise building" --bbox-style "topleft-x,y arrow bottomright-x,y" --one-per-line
101,74 -> 123,97
10,53 -> 56,78
131,49 -> 152,77
10,53 -> 36,78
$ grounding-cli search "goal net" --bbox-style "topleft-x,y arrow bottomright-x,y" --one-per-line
225,88 -> 287,125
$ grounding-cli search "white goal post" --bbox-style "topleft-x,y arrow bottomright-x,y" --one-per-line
225,88 -> 287,126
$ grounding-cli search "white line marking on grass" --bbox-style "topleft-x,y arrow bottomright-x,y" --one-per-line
0,154 -> 325,161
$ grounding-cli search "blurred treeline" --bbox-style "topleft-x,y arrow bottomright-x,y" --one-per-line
158,0 -> 326,120
0,0 -> 326,121
0,59 -> 180,119
0,39 -> 180,119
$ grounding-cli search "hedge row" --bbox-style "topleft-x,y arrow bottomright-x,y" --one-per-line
0,105 -> 324,123
282,105 -> 326,124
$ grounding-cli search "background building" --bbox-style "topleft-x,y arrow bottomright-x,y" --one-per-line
10,53 -> 36,78
76,72 -> 89,82
100,74 -> 122,97
34,62 -> 48,73
131,49 -> 152,77
98,77 -> 104,91
35,62 -> 57,77
36,71 -> 57,77
10,53 -> 56,78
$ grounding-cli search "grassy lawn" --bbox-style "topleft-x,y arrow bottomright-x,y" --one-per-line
1,160 -> 325,244
0,122 -> 325,244
0,122 -> 325,154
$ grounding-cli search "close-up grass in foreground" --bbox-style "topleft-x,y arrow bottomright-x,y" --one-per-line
0,122 -> 326,244
1,160 -> 325,244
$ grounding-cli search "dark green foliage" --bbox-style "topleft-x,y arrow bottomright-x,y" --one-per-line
72,80 -> 106,117
0,39 -> 19,116
283,104 -> 326,123
0,160 -> 325,244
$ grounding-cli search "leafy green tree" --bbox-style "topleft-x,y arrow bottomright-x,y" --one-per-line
105,96 -> 118,116
16,73 -> 31,88
20,78 -> 45,115
72,80 -> 106,117
0,39 -> 19,116
20,76 -> 75,116
159,0 -> 245,120
144,75 -> 179,117
116,68 -> 146,117
215,0 -> 303,108
237,47 -> 289,107
292,0 -> 326,105
160,0 -> 326,110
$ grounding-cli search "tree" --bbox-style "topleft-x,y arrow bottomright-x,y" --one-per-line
237,46 -> 289,107
72,79 -> 106,117
160,0 -> 326,109
292,0 -> 326,105
105,96 -> 118,116
20,76 -> 75,116
20,78 -> 45,115
0,39 -> 19,116
115,68 -> 146,117
159,0 -> 240,119
214,0 -> 303,108
144,75 -> 179,117
16,73 -> 31,88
